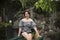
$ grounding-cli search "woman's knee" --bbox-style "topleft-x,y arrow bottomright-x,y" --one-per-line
28,34 -> 32,40
22,32 -> 30,37
29,34 -> 32,38
22,32 -> 28,38
22,32 -> 32,40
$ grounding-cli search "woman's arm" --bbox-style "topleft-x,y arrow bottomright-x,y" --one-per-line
18,27 -> 22,36
33,26 -> 40,38
31,19 -> 40,37
18,20 -> 23,36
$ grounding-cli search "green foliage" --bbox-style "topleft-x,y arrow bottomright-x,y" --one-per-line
19,0 -> 37,9
34,0 -> 56,13
0,22 -> 11,28
19,0 -> 27,9
20,0 -> 26,8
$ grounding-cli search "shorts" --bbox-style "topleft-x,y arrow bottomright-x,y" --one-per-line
21,31 -> 32,34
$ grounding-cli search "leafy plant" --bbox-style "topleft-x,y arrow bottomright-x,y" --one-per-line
19,0 -> 37,9
19,0 -> 27,9
34,0 -> 56,13
0,22 -> 11,28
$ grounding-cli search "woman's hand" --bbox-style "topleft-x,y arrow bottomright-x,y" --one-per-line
18,34 -> 20,37
18,28 -> 21,37
35,31 -> 40,38
33,26 -> 40,38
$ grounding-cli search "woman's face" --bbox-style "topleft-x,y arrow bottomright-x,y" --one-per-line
24,12 -> 30,18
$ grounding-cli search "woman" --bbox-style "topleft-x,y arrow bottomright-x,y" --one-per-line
18,11 -> 40,40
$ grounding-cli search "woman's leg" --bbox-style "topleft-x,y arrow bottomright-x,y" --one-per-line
28,33 -> 32,40
22,32 -> 32,40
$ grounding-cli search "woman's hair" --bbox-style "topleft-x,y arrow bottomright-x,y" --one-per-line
23,11 -> 30,16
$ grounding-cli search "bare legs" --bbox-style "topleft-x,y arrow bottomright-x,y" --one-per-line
22,32 -> 32,40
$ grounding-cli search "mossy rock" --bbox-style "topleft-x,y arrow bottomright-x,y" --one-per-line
35,37 -> 43,40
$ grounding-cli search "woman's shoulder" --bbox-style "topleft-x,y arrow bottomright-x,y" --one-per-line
29,18 -> 33,21
20,18 -> 25,21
